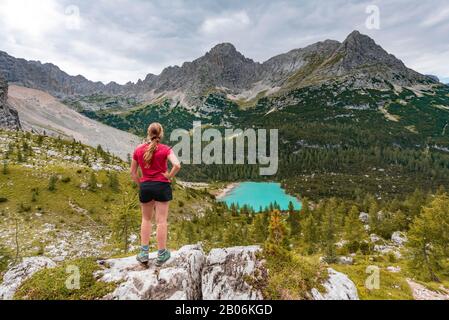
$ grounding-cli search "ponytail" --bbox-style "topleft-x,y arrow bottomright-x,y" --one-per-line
143,122 -> 164,166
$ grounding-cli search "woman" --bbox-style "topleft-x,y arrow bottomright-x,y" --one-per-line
130,122 -> 181,265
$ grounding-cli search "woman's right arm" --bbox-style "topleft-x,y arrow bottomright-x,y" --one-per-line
130,159 -> 140,184
165,150 -> 181,180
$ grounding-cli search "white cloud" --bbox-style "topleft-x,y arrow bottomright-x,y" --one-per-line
200,11 -> 251,35
0,0 -> 65,36
420,7 -> 449,27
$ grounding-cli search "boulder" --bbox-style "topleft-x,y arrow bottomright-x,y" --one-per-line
369,233 -> 382,243
202,246 -> 266,300
391,231 -> 407,246
336,256 -> 354,265
386,266 -> 401,273
0,257 -> 56,300
96,244 -> 205,300
335,240 -> 348,249
311,268 -> 359,300
359,212 -> 369,224
373,244 -> 402,259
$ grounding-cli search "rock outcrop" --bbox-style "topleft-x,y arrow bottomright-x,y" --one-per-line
0,257 -> 56,300
0,74 -> 21,130
311,268 -> 359,300
1,246 -> 360,301
407,279 -> 449,300
96,244 -> 205,300
202,246 -> 266,300
95,245 -> 266,300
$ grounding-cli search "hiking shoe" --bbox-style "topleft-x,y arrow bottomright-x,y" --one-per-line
136,251 -> 149,264
156,250 -> 171,266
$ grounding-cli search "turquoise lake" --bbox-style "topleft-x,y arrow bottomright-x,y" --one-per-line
221,182 -> 302,212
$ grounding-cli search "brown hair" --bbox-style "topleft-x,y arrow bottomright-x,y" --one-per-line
143,122 -> 164,166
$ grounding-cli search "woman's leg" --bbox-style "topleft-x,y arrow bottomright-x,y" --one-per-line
155,201 -> 169,250
140,201 -> 155,246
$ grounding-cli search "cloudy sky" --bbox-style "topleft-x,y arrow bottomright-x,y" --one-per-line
0,0 -> 448,84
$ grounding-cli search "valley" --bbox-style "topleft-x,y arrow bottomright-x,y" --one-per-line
1,30 -> 449,300
7,85 -> 141,160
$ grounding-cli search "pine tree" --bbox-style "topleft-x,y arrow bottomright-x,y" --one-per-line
286,201 -> 301,238
110,193 -> 139,253
108,172 -> 120,192
406,193 -> 449,281
230,203 -> 238,216
2,160 -> 8,175
224,220 -> 244,246
36,135 -> 44,146
48,175 -> 57,191
264,209 -> 290,261
250,212 -> 269,243
88,172 -> 97,192
322,199 -> 337,263
17,149 -> 23,163
301,204 -> 318,255
344,205 -> 366,253
184,221 -> 196,243
368,199 -> 381,234
403,188 -> 427,225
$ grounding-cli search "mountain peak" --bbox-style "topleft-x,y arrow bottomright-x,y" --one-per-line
343,30 -> 376,46
346,30 -> 362,38
336,30 -> 399,69
209,43 -> 237,55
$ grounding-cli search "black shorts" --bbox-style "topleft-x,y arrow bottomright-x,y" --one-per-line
139,181 -> 173,203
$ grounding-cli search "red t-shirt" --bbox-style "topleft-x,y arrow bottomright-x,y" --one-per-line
133,143 -> 172,183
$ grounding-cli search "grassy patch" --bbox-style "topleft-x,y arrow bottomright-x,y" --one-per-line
14,258 -> 115,300
263,253 -> 326,300
332,258 -> 413,300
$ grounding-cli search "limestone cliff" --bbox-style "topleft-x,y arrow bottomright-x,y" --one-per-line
0,74 -> 21,130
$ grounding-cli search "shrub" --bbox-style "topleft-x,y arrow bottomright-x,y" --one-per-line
0,245 -> 12,273
108,172 -> 120,192
48,175 -> 57,191
61,176 -> 71,183
88,172 -> 97,192
18,202 -> 31,213
263,254 -> 326,300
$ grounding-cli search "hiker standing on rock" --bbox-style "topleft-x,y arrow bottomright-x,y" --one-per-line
130,122 -> 181,265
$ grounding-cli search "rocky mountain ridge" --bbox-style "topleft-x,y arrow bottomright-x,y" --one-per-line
0,31 -> 438,108
0,51 -> 127,98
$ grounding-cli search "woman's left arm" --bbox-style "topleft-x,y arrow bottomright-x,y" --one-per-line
130,159 -> 140,184
164,150 -> 181,180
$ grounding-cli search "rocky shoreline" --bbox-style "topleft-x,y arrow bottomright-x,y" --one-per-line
215,183 -> 238,200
